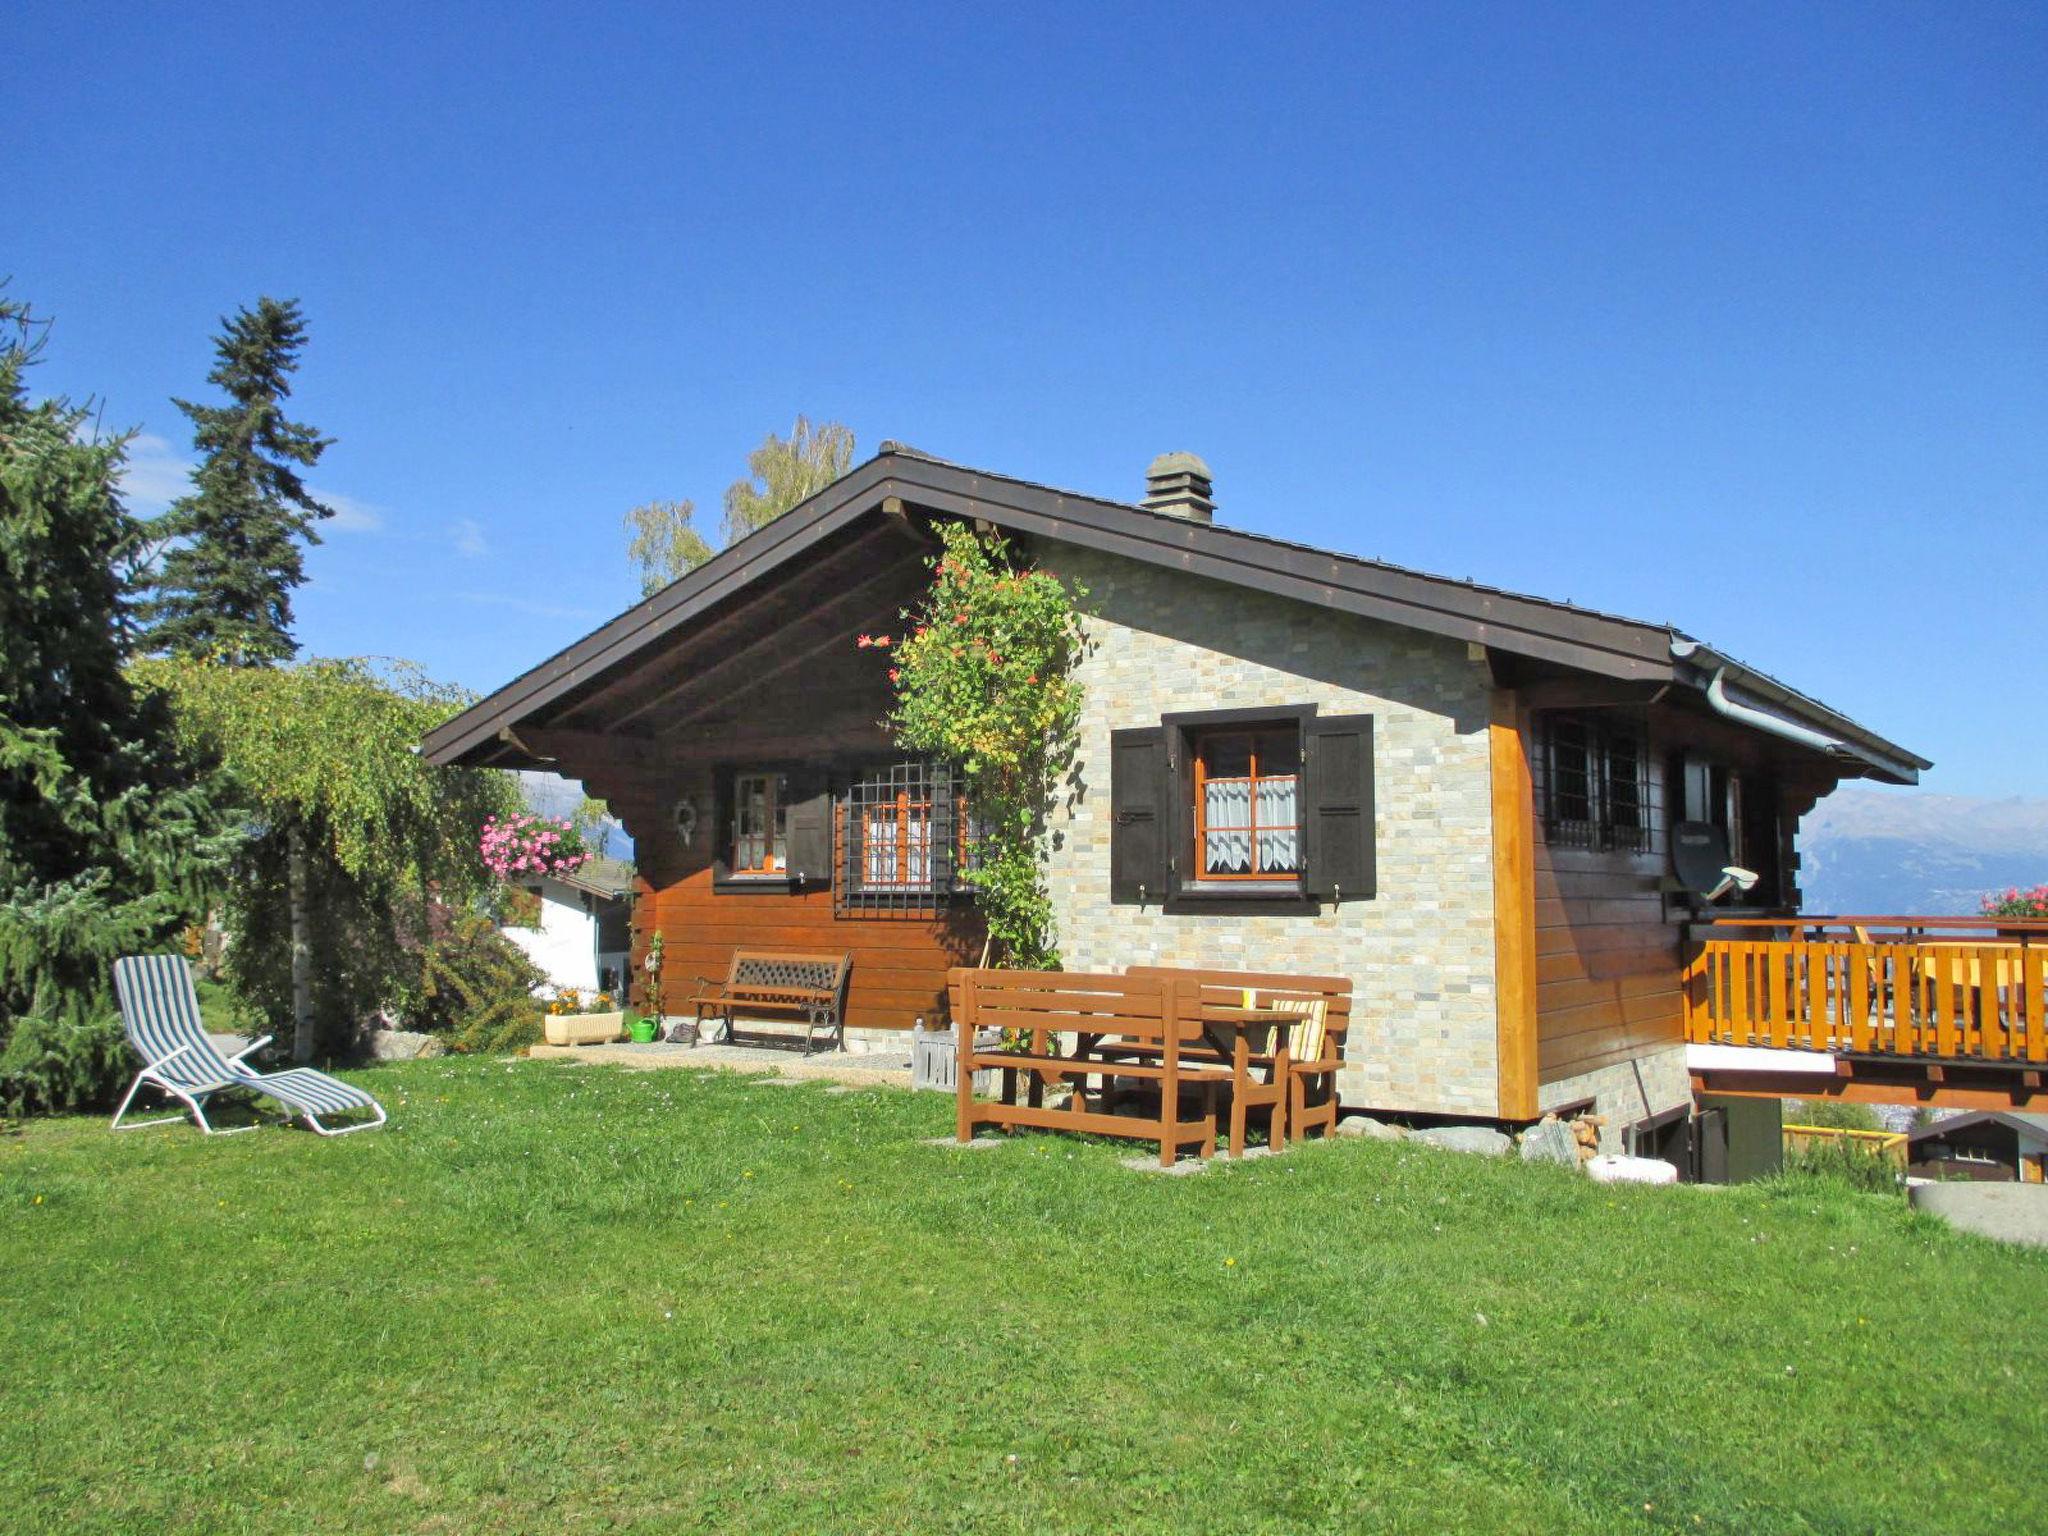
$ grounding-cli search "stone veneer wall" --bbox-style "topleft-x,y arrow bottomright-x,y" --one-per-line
1537,1045 -> 1692,1154
1041,543 -> 1503,1117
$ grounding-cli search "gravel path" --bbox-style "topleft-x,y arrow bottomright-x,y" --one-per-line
524,1039 -> 914,1088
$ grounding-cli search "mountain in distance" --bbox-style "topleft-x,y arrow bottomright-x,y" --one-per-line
517,770 -> 634,862
1799,787 -> 2048,916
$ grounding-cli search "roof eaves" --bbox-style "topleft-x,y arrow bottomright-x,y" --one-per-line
421,457 -> 898,765
1670,641 -> 1930,783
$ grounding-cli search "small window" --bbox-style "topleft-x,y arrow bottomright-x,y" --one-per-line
1192,727 -> 1302,881
837,760 -> 968,913
731,770 -> 788,875
1539,713 -> 1654,853
1547,717 -> 1596,833
1605,731 -> 1645,838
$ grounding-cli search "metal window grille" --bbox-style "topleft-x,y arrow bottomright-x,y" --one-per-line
1535,713 -> 1659,854
835,761 -> 969,916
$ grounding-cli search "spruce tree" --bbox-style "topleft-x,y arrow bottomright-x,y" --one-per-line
0,300 -> 231,1110
141,297 -> 333,664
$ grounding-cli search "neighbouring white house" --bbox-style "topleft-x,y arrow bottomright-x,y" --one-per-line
501,857 -> 634,997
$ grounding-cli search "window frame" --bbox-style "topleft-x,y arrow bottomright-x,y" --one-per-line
711,762 -> 811,893
1160,704 -> 1319,910
1536,711 -> 1656,855
834,759 -> 972,914
729,768 -> 789,876
1188,725 -> 1305,883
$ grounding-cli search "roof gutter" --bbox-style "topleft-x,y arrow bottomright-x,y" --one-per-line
1669,638 -> 1925,784
1703,667 -> 1846,756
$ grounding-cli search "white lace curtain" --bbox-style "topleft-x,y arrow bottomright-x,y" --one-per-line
1203,776 -> 1298,875
863,803 -> 931,887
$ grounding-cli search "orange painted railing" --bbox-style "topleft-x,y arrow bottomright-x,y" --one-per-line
1683,917 -> 2048,1064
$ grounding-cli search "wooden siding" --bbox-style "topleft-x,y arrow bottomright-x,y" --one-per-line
1534,840 -> 1686,1083
561,607 -> 985,1035
643,873 -> 980,1032
1532,701 -> 1826,1086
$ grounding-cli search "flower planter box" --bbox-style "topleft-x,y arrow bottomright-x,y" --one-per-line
544,1010 -> 625,1047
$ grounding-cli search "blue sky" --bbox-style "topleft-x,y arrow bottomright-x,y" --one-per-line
13,3 -> 2045,796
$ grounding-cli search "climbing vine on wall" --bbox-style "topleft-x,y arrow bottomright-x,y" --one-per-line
873,520 -> 1086,967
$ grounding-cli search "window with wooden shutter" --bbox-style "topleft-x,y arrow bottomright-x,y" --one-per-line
1114,705 -> 1374,910
713,764 -> 822,892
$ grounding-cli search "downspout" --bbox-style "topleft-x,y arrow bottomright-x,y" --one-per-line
1701,667 -> 1846,756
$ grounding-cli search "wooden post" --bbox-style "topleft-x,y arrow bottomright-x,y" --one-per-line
1488,692 -> 1540,1120
954,969 -> 975,1143
1161,973 -> 1180,1167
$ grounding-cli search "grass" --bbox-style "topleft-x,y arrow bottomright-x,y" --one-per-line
192,974 -> 241,1034
3,1059 -> 2043,1535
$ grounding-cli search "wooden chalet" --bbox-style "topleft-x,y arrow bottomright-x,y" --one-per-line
422,445 -> 1993,1149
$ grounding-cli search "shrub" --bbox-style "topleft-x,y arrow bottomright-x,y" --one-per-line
401,904 -> 545,1055
1777,1135 -> 1902,1196
0,1013 -> 130,1114
879,521 -> 1087,967
478,813 -> 588,881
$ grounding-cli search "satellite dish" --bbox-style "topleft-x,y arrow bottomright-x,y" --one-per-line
1672,821 -> 1732,895
1672,821 -> 1759,903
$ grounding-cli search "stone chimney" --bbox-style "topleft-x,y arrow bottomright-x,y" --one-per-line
1143,451 -> 1215,523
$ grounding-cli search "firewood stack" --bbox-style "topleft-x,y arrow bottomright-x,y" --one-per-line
1569,1114 -> 1604,1162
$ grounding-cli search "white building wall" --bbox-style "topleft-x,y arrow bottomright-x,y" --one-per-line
503,877 -> 602,994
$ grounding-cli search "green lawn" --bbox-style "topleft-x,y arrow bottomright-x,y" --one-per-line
3,1060 -> 2042,1534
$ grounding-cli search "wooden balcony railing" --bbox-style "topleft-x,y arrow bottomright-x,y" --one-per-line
1684,917 -> 2048,1065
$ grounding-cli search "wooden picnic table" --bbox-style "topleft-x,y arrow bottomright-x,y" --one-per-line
949,969 -> 1240,1165
1078,1000 -> 1300,1154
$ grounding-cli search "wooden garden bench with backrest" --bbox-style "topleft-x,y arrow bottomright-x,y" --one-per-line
948,968 -> 1226,1166
1124,967 -> 1354,1150
691,950 -> 851,1055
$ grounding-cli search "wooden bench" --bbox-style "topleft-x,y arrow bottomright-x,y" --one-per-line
949,968 -> 1227,1166
690,950 -> 851,1055
1125,967 -> 1354,1149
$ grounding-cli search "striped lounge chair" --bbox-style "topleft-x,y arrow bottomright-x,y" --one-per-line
110,955 -> 386,1137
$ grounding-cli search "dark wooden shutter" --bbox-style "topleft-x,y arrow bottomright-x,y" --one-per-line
1110,726 -> 1169,905
784,775 -> 833,886
1303,714 -> 1375,902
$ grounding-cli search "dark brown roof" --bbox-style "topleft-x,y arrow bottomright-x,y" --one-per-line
1908,1111 -> 2048,1144
554,856 -> 633,903
422,445 -> 1926,780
